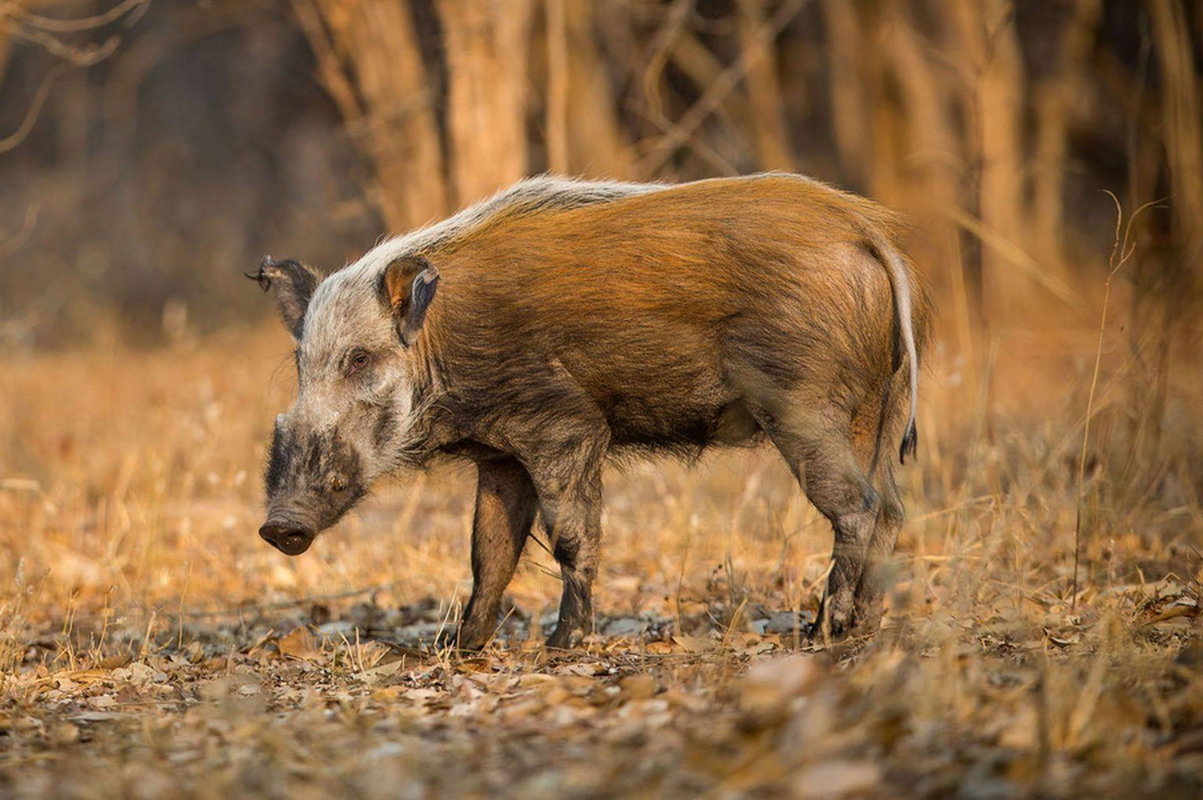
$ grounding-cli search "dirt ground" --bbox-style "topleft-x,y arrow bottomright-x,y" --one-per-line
1,327 -> 1201,798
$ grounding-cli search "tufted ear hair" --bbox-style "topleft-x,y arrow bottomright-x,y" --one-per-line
247,256 -> 322,340
379,255 -> 439,348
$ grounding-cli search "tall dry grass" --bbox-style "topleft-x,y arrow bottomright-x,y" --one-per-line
0,298 -> 1200,794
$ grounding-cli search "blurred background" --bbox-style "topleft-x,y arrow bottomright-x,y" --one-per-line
1,0 -> 1199,348
2,0 -> 1202,484
2,10 -> 1202,789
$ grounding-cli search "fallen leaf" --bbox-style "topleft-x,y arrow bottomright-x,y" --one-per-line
278,628 -> 319,661
619,673 -> 657,701
792,760 -> 881,798
672,635 -> 714,653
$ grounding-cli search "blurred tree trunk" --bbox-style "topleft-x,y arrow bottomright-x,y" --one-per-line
1149,0 -> 1203,294
292,0 -> 448,231
543,0 -> 630,178
736,0 -> 793,171
821,0 -> 870,187
879,0 -> 968,353
949,0 -> 1029,327
437,0 -> 532,205
1032,0 -> 1101,271
864,6 -> 904,205
544,0 -> 569,173
0,25 -> 10,87
1136,0 -> 1203,465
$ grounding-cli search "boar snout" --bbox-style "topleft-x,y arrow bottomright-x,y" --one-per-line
259,521 -> 316,556
262,414 -> 369,553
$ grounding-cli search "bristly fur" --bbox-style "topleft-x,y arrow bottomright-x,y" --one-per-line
899,421 -> 919,463
260,172 -> 934,648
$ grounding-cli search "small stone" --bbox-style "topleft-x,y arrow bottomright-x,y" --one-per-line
603,617 -> 647,636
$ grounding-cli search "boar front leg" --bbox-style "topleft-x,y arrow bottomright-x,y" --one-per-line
525,437 -> 608,650
455,457 -> 538,650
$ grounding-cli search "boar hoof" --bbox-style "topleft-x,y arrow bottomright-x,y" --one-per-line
435,627 -> 488,653
545,625 -> 586,650
850,606 -> 884,636
806,602 -> 854,645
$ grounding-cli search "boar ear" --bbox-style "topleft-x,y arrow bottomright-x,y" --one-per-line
379,255 -> 439,347
246,256 -> 322,340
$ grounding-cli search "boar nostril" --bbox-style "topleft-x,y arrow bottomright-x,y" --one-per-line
259,523 -> 315,556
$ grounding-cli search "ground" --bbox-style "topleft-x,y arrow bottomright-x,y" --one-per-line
1,326 -> 1201,798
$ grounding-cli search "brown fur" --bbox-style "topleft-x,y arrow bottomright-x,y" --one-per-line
404,175 -> 932,647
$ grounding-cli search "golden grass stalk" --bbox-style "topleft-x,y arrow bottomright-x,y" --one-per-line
1072,193 -> 1163,608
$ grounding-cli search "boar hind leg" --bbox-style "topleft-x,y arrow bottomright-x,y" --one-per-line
456,458 -> 538,651
759,414 -> 880,641
850,459 -> 905,634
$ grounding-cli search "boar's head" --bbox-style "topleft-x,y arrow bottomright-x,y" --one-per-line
249,254 -> 439,555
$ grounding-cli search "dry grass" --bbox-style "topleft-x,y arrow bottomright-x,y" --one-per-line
0,314 -> 1201,798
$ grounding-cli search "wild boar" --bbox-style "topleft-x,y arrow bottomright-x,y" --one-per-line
251,173 -> 931,649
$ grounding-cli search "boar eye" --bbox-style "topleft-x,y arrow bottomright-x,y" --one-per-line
346,349 -> 372,376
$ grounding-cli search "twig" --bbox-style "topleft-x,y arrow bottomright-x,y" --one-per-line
944,206 -> 1082,310
636,101 -> 739,175
639,0 -> 693,121
0,64 -> 65,154
289,0 -> 365,126
0,202 -> 39,257
7,25 -> 119,65
1071,192 -> 1164,608
0,0 -> 141,155
0,0 -> 149,33
637,0 -> 806,175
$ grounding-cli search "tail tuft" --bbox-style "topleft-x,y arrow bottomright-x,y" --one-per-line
898,422 -> 918,464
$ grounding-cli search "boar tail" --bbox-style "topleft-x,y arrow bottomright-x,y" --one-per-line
864,227 -> 920,465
